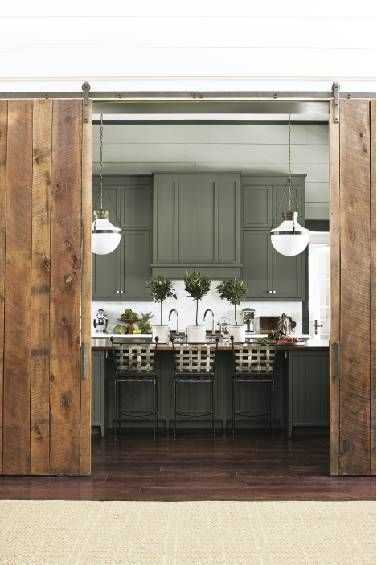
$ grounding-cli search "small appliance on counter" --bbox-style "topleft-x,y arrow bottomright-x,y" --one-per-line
242,308 -> 255,333
93,308 -> 109,333
277,313 -> 297,336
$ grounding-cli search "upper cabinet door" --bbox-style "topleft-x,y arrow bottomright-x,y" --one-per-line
271,248 -> 305,299
243,183 -> 273,228
243,230 -> 272,299
178,175 -> 216,263
153,173 -> 241,277
123,230 -> 152,300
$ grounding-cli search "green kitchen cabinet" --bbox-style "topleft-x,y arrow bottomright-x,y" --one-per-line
243,229 -> 305,300
152,173 -> 241,278
284,349 -> 329,437
92,175 -> 153,300
92,351 -> 105,436
242,175 -> 305,229
242,175 -> 306,300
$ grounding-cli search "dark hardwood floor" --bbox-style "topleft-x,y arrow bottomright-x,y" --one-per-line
0,431 -> 374,501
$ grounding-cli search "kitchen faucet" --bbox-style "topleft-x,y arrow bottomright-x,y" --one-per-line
169,308 -> 179,333
203,308 -> 215,334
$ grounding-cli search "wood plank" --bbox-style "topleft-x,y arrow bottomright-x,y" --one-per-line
30,100 -> 52,474
50,100 -> 82,475
0,101 -> 7,475
329,107 -> 340,475
80,100 -> 92,475
339,99 -> 371,475
370,99 -> 376,475
329,104 -> 340,476
3,101 -> 33,474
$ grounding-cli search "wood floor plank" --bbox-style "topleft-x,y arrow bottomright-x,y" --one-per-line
50,100 -> 82,475
0,101 -> 7,475
3,101 -> 33,475
30,100 -> 52,475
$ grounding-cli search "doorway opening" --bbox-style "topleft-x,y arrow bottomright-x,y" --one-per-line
90,98 -> 332,494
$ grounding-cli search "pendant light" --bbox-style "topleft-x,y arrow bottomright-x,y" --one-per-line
270,115 -> 309,257
92,114 -> 121,255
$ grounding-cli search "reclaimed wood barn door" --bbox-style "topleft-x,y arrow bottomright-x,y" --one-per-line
0,99 -> 92,475
330,98 -> 376,475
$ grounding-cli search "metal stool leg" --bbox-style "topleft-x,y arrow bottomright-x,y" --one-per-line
232,378 -> 236,439
153,379 -> 157,441
114,380 -> 118,440
173,378 -> 177,440
211,379 -> 215,439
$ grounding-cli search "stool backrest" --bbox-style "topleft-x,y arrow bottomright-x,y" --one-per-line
112,341 -> 157,373
232,343 -> 275,373
173,343 -> 218,373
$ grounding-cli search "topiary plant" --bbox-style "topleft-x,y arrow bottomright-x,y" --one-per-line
146,276 -> 177,325
216,278 -> 248,324
184,271 -> 211,325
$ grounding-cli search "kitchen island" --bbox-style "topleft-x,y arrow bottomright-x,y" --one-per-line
91,338 -> 329,437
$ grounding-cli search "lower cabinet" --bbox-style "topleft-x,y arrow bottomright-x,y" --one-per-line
284,349 -> 329,437
91,348 -> 329,436
92,352 -> 105,436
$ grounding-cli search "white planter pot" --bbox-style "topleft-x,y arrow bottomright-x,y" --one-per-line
186,325 -> 206,343
228,325 -> 246,343
152,325 -> 170,344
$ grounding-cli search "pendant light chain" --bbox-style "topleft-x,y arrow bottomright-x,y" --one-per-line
99,113 -> 104,210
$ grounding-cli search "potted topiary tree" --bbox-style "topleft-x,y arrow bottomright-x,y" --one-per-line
216,278 -> 248,342
146,276 -> 177,343
184,271 -> 211,342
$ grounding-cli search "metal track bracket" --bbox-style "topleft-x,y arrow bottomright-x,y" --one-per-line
82,81 -> 91,124
332,82 -> 340,123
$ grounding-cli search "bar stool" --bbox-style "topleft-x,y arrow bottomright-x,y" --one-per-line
111,338 -> 159,440
231,337 -> 276,438
172,341 -> 218,439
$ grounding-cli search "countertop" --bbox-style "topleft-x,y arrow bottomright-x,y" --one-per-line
92,338 -> 329,352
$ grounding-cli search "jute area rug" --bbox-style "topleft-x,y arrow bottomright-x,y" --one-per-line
0,500 -> 374,565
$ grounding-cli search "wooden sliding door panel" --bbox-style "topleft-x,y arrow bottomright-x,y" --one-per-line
3,101 -> 33,474
80,102 -> 92,475
370,100 -> 376,476
0,101 -> 7,474
0,98 -> 92,476
331,98 -> 375,476
50,100 -> 83,475
339,100 -> 371,475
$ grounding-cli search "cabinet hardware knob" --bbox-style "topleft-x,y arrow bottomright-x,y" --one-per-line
116,290 -> 120,294
268,290 -> 273,294
273,290 -> 277,294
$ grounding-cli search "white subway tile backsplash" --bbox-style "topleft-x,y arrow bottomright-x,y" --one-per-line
92,280 -> 302,335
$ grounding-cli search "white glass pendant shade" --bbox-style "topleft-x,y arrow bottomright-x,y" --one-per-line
270,212 -> 309,256
92,217 -> 121,255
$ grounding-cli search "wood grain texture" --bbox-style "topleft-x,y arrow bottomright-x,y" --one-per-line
0,101 -> 7,474
3,101 -> 33,474
50,100 -> 82,475
80,100 -> 92,475
30,100 -> 52,474
370,99 -> 376,475
339,99 -> 371,475
329,105 -> 340,476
